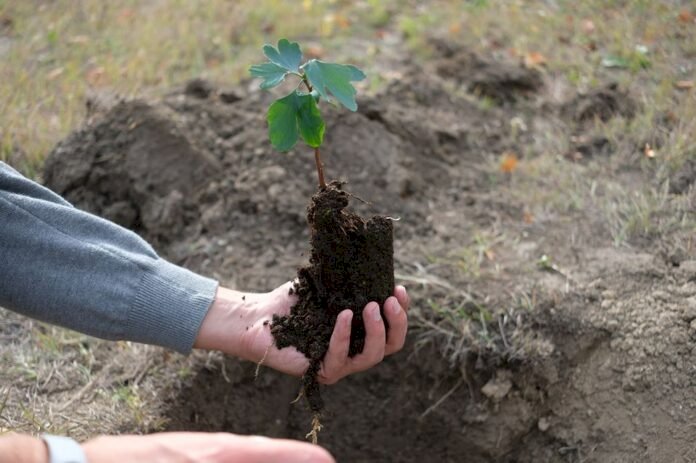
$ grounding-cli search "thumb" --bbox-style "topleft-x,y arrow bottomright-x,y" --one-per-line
228,435 -> 335,463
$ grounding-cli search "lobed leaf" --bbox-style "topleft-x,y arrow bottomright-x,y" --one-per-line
249,62 -> 288,89
303,60 -> 366,111
267,91 -> 325,151
263,39 -> 303,73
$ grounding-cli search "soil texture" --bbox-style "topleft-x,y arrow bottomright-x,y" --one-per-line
271,182 -> 394,412
40,44 -> 696,462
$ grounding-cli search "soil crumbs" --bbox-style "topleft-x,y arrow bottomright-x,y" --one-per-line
34,43 -> 696,462
271,182 -> 394,414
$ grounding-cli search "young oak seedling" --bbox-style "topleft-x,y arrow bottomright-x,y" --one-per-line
249,39 -> 366,189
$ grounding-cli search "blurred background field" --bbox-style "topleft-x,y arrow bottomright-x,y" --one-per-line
1,0 -> 694,177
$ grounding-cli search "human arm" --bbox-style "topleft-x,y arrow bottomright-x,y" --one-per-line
0,161 -> 216,354
0,161 -> 409,380
0,432 -> 334,463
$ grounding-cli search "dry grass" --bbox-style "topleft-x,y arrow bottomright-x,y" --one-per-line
395,0 -> 695,373
0,307 -> 183,438
0,0 -> 402,177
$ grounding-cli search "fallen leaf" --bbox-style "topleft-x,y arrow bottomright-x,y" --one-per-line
524,51 -> 547,68
206,57 -> 221,69
448,21 -> 462,35
336,14 -> 351,29
644,143 -> 656,158
85,66 -> 106,86
581,19 -> 595,34
262,22 -> 275,34
678,9 -> 694,24
675,80 -> 694,90
68,35 -> 89,45
47,67 -> 64,80
304,45 -> 324,59
117,8 -> 134,24
484,249 -> 496,261
500,152 -> 518,173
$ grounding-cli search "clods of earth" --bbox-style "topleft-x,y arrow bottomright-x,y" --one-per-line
42,43 -> 696,462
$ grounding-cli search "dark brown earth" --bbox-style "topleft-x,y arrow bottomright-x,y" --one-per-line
271,182 -> 394,413
42,44 -> 696,462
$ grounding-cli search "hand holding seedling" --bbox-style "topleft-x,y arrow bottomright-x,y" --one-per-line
250,40 -> 397,441
250,39 -> 366,188
194,282 -> 409,384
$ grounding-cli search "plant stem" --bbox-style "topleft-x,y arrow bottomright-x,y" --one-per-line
303,77 -> 327,189
314,147 -> 327,189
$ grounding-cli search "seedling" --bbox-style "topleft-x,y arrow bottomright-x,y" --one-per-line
250,39 -> 366,188
249,40 -> 392,445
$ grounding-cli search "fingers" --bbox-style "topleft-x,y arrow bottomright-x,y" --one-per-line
394,285 -> 410,312
350,302 -> 386,367
383,296 -> 407,355
320,310 -> 353,384
318,287 -> 410,384
83,433 -> 335,463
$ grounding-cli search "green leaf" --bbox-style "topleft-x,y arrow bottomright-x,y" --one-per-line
267,91 -> 325,151
296,93 -> 325,147
601,55 -> 629,69
249,62 -> 288,89
263,39 -> 302,73
303,60 -> 366,111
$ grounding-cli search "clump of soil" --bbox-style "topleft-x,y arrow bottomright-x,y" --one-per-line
565,135 -> 612,161
562,82 -> 637,123
669,157 -> 696,194
271,182 -> 394,413
43,100 -> 219,244
431,39 -> 543,103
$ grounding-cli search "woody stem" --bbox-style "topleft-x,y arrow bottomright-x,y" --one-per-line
314,147 -> 327,189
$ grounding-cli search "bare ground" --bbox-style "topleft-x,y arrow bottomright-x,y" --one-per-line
2,40 -> 696,462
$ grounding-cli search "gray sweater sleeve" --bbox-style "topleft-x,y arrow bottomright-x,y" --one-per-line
0,162 -> 218,354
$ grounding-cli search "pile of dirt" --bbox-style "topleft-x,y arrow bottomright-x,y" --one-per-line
44,101 -> 220,243
42,46 -> 696,462
562,82 -> 637,124
431,40 -> 543,103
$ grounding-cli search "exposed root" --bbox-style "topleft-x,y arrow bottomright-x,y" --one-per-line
305,413 -> 323,445
290,386 -> 304,404
419,377 -> 464,419
254,345 -> 271,381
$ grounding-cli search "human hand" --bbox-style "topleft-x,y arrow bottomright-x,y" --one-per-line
0,432 -> 333,463
195,283 -> 410,384
81,432 -> 334,463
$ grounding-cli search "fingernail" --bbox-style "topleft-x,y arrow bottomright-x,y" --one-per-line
343,310 -> 353,326
390,297 -> 401,315
370,303 -> 381,321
